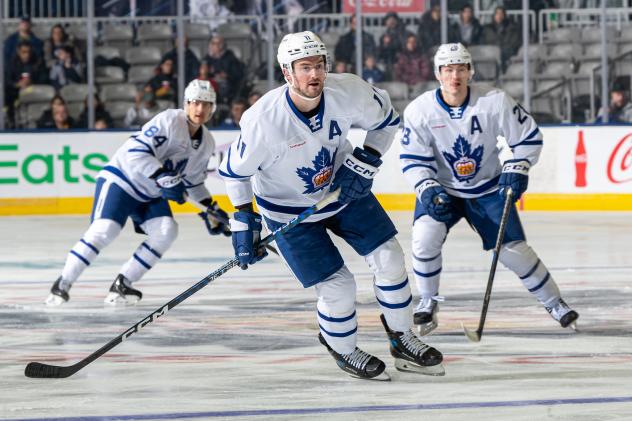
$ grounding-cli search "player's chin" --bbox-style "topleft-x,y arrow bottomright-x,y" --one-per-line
305,84 -> 323,97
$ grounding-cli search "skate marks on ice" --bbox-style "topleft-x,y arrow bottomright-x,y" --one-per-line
2,213 -> 632,420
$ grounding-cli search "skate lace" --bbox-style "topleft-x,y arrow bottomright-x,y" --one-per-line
400,331 -> 429,356
342,348 -> 372,370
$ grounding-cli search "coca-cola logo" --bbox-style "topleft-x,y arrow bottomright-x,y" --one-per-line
607,133 -> 632,183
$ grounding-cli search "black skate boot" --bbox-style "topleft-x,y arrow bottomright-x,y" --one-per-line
545,298 -> 579,329
104,274 -> 142,305
318,333 -> 390,381
45,276 -> 71,306
380,314 -> 445,376
413,296 -> 440,336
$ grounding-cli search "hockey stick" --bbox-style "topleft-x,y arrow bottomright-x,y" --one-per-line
25,190 -> 341,379
463,187 -> 514,343
186,195 -> 279,256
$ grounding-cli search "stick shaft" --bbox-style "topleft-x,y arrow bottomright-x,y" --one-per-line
471,188 -> 514,339
25,190 -> 340,378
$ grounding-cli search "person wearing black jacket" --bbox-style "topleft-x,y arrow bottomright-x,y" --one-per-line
203,35 -> 245,104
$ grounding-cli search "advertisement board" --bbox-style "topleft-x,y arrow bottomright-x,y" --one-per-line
1,126 -> 631,215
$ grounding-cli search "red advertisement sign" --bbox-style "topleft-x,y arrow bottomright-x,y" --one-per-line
607,132 -> 632,184
342,0 -> 425,14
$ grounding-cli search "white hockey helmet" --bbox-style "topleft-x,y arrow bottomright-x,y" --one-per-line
184,79 -> 216,105
277,31 -> 330,74
433,42 -> 475,79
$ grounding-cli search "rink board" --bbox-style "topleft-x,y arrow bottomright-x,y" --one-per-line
0,126 -> 631,215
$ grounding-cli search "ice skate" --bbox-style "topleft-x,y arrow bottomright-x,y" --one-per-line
413,296 -> 440,336
318,333 -> 390,381
45,276 -> 71,306
546,298 -> 579,330
104,274 -> 142,305
380,314 -> 445,376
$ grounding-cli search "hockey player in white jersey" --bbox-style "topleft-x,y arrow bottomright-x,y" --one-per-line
46,79 -> 230,306
400,43 -> 579,335
219,31 -> 444,380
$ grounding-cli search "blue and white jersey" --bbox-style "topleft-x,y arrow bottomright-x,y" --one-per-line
100,109 -> 215,203
219,73 -> 400,223
400,84 -> 543,199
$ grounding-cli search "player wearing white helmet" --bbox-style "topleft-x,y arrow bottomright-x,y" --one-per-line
400,43 -> 578,335
46,79 -> 231,307
218,31 -> 445,380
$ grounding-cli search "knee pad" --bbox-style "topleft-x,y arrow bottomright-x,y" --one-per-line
499,240 -> 538,276
141,217 -> 178,253
365,237 -> 407,283
412,215 -> 447,259
84,218 -> 122,250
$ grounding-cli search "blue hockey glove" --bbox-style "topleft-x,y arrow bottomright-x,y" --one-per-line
418,179 -> 454,223
198,202 -> 231,236
330,147 -> 382,204
498,159 -> 530,201
155,171 -> 186,204
230,210 -> 268,269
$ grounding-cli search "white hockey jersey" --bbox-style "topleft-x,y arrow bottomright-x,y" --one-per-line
219,73 -> 400,223
400,84 -> 543,199
100,109 -> 215,203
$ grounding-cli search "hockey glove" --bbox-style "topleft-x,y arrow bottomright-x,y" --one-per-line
198,201 -> 231,237
418,179 -> 454,223
155,171 -> 187,204
230,210 -> 268,269
498,159 -> 530,201
330,147 -> 382,204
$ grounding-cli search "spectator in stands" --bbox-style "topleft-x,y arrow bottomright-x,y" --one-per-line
203,35 -> 245,104
49,46 -> 84,91
94,118 -> 111,130
197,61 -> 221,102
377,11 -> 414,74
247,90 -> 262,107
482,6 -> 521,71
362,55 -> 385,84
36,95 -> 66,129
595,85 -> 632,123
217,97 -> 248,129
334,60 -> 348,74
161,37 -> 200,84
334,14 -> 376,72
417,2 -> 459,53
52,103 -> 76,130
44,24 -> 83,68
124,84 -> 161,128
148,57 -> 178,102
456,4 -> 483,46
393,35 -> 431,87
3,16 -> 44,63
5,41 -> 49,121
77,94 -> 114,129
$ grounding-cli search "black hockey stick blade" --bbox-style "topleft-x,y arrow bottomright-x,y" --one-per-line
25,190 -> 341,379
25,362 -> 76,379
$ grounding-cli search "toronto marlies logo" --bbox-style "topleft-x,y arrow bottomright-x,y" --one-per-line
442,135 -> 483,182
296,147 -> 337,194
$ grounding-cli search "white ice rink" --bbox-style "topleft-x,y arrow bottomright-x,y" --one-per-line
1,210 -> 631,420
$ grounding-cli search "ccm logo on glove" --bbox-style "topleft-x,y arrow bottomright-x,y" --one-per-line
343,158 -> 378,178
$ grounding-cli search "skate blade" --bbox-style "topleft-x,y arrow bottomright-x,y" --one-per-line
45,294 -> 66,307
416,320 -> 438,336
349,370 -> 391,382
394,359 -> 445,376
568,321 -> 579,332
104,292 -> 140,306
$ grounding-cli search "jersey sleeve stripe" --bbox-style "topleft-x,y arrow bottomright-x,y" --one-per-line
402,163 -> 438,174
512,140 -> 543,148
103,165 -> 153,201
127,148 -> 155,155
400,154 -> 435,162
221,145 -> 249,178
371,109 -> 394,131
218,169 -> 250,179
388,115 -> 401,126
